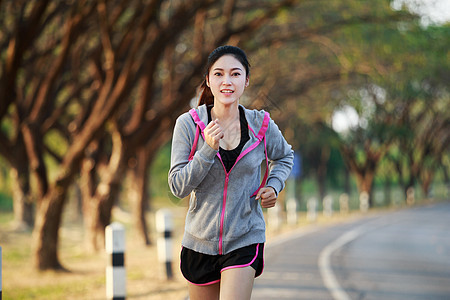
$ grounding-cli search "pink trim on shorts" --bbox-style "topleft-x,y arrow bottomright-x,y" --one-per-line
180,246 -> 221,286
180,244 -> 264,286
187,278 -> 221,286
220,244 -> 260,273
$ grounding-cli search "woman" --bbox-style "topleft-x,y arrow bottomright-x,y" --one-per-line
169,45 -> 294,300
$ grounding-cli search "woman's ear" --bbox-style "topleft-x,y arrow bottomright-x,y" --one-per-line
245,77 -> 249,87
206,76 -> 210,87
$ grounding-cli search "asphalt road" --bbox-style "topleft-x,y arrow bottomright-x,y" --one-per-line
252,202 -> 450,300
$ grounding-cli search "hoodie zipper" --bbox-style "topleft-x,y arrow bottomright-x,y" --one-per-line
189,107 -> 269,255
219,172 -> 229,254
217,139 -> 255,254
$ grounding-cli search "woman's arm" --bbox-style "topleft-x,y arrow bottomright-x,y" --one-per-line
264,118 -> 294,195
168,114 -> 218,199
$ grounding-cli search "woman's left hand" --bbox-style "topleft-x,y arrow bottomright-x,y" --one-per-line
255,187 -> 277,208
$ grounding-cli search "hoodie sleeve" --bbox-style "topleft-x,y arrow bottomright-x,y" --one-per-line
168,113 -> 218,199
265,118 -> 294,195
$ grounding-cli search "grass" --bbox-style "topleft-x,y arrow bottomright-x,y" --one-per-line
9,276 -> 105,300
1,200 -> 189,300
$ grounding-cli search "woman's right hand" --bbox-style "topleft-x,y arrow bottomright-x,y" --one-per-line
204,119 -> 224,150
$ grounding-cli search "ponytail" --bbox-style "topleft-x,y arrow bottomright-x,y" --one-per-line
197,79 -> 214,107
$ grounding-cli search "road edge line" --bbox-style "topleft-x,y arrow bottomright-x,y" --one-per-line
318,225 -> 368,300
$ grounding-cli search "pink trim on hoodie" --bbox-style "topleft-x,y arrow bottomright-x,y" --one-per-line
188,108 -> 271,255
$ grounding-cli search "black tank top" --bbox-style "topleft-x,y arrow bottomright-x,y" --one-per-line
207,106 -> 250,172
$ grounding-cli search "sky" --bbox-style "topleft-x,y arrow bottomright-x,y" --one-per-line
391,0 -> 450,25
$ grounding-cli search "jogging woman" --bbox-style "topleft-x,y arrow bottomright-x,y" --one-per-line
169,45 -> 294,300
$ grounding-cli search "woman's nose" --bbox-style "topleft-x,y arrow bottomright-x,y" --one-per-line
223,74 -> 232,85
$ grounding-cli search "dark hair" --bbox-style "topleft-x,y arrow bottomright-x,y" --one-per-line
198,45 -> 250,106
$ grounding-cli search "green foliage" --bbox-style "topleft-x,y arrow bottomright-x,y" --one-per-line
149,142 -> 172,199
0,192 -> 13,211
0,113 -> 14,140
0,156 -> 12,211
44,129 -> 69,159
326,147 -> 347,188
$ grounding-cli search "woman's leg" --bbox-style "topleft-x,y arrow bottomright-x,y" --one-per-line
188,281 -> 220,300
220,266 -> 256,300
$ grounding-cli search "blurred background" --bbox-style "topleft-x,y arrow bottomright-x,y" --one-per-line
0,0 -> 448,299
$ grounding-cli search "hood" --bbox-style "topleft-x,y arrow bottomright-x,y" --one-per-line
192,104 -> 268,140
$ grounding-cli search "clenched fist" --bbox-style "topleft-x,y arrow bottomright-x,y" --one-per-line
256,187 -> 277,208
204,119 -> 224,150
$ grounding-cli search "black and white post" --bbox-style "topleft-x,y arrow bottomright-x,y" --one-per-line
156,209 -> 173,280
106,222 -> 126,300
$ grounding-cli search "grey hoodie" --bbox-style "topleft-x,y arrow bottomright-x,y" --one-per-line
169,104 -> 294,255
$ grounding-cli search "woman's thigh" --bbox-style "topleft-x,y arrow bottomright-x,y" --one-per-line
188,281 -> 220,300
220,266 -> 256,300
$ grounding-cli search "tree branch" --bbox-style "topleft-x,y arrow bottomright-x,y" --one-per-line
0,0 -> 51,119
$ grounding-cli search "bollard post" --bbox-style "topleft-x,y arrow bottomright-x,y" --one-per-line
359,191 -> 369,212
268,204 -> 282,232
156,209 -> 173,280
406,187 -> 415,205
322,195 -> 333,217
339,193 -> 349,215
285,177 -> 298,225
307,197 -> 317,222
286,197 -> 298,225
105,222 -> 126,300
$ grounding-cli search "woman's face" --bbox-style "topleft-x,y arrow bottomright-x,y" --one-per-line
207,55 -> 249,106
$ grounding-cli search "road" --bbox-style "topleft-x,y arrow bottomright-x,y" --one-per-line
252,202 -> 450,300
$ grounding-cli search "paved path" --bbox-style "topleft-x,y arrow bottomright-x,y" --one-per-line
252,202 -> 450,300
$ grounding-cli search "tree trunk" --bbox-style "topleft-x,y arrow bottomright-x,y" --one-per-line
316,147 -> 330,201
130,148 -> 151,246
343,166 -> 351,196
81,128 -> 124,252
32,188 -> 68,270
83,188 -> 118,252
420,169 -> 434,199
10,166 -> 34,230
384,179 -> 392,206
316,172 -> 326,203
354,171 -> 375,207
443,166 -> 450,199
83,196 -> 104,253
404,177 -> 415,203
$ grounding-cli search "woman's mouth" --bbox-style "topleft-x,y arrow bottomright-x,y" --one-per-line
221,89 -> 234,94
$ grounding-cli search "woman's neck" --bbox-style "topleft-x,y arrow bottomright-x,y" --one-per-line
211,102 -> 239,123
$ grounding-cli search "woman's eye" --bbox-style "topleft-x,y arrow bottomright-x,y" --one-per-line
232,72 -> 241,76
214,72 -> 222,76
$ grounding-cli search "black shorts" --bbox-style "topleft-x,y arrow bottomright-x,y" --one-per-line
180,243 -> 264,286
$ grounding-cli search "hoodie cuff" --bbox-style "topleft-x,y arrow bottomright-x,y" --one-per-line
266,178 -> 283,196
266,186 -> 278,197
198,141 -> 218,162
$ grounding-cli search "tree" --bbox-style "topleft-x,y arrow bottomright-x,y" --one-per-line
0,0 -> 298,269
77,0 -> 299,250
383,25 -> 450,198
239,0 -> 414,205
